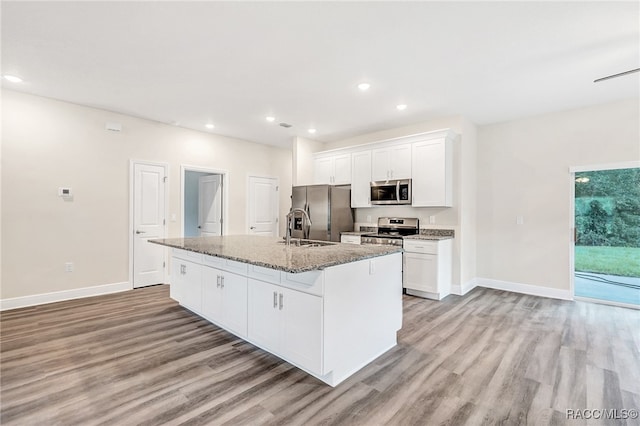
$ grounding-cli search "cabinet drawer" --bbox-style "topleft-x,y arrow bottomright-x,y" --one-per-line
403,240 -> 438,254
247,264 -> 281,284
340,235 -> 361,245
280,270 -> 324,296
204,255 -> 249,275
203,254 -> 225,267
173,248 -> 203,262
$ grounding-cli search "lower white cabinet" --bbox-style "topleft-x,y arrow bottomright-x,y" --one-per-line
340,234 -> 361,244
169,248 -> 402,387
202,266 -> 248,338
402,239 -> 453,300
248,279 -> 322,375
171,257 -> 202,313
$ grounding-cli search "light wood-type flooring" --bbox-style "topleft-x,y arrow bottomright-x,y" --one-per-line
1,285 -> 639,425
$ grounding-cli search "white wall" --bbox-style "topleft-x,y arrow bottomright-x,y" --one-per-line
476,98 -> 639,293
1,90 -> 292,300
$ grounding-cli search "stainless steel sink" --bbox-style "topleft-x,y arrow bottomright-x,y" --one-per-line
279,238 -> 336,248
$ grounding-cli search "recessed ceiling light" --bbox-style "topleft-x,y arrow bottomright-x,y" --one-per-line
357,82 -> 370,91
396,104 -> 407,111
3,74 -> 23,83
205,123 -> 215,129
308,128 -> 317,134
266,116 -> 275,122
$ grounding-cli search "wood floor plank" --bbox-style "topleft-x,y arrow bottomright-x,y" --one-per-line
2,285 -> 639,425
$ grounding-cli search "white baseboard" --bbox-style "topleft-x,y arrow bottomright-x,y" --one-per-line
0,281 -> 131,311
451,278 -> 478,296
476,278 -> 572,301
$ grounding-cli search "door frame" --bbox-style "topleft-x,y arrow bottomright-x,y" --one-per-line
246,174 -> 280,237
181,165 -> 229,237
568,160 -> 640,305
129,160 -> 169,289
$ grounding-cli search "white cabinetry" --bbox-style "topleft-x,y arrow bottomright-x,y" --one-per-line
340,234 -> 362,244
411,138 -> 452,207
169,246 -> 402,387
371,143 -> 411,181
171,254 -> 202,313
402,239 -> 452,300
313,153 -> 351,185
248,279 -> 322,374
350,150 -> 372,208
202,266 -> 248,338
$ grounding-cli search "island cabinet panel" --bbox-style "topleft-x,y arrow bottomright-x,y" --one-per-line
170,257 -> 202,313
160,237 -> 404,387
202,266 -> 248,338
247,278 -> 323,375
247,279 -> 284,355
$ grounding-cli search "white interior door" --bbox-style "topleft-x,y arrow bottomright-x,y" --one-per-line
199,174 -> 222,236
248,176 -> 278,236
133,163 -> 166,288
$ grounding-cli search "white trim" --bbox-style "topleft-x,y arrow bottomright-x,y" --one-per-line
129,160 -> 169,289
180,165 -> 229,237
476,278 -> 573,301
246,174 -> 280,237
574,296 -> 639,311
0,282 -> 132,311
451,278 -> 478,296
570,161 -> 640,173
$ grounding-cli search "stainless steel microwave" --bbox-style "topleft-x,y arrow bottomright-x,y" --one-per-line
370,179 -> 412,205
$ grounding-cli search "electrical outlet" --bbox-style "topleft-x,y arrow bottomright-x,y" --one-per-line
65,262 -> 74,272
429,216 -> 436,224
516,216 -> 524,225
366,215 -> 372,223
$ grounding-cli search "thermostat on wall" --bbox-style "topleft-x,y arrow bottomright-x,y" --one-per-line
58,187 -> 73,198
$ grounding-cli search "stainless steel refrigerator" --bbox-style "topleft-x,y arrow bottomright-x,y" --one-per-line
290,185 -> 354,242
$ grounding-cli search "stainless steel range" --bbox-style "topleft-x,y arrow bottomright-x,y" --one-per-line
361,217 -> 419,246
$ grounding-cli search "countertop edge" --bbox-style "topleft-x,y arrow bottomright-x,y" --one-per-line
149,239 -> 402,273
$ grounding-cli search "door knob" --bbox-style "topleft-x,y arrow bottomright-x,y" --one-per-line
250,226 -> 256,230
135,230 -> 146,234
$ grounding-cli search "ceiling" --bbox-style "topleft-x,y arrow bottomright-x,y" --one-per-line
2,1 -> 638,148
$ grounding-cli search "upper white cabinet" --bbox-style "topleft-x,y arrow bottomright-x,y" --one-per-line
350,150 -> 372,208
313,153 -> 351,185
411,137 -> 453,207
311,129 -> 457,208
371,143 -> 412,181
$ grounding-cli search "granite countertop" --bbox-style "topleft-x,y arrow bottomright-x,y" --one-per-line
149,235 -> 402,273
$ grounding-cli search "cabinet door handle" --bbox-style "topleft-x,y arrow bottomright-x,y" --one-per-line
279,293 -> 284,310
273,291 -> 278,308
221,275 -> 225,289
216,275 -> 221,288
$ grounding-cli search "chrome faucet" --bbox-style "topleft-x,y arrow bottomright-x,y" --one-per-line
285,208 -> 312,246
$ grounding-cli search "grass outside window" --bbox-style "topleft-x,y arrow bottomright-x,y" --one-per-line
574,246 -> 640,277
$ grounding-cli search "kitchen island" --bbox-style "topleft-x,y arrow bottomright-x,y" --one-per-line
150,235 -> 403,387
